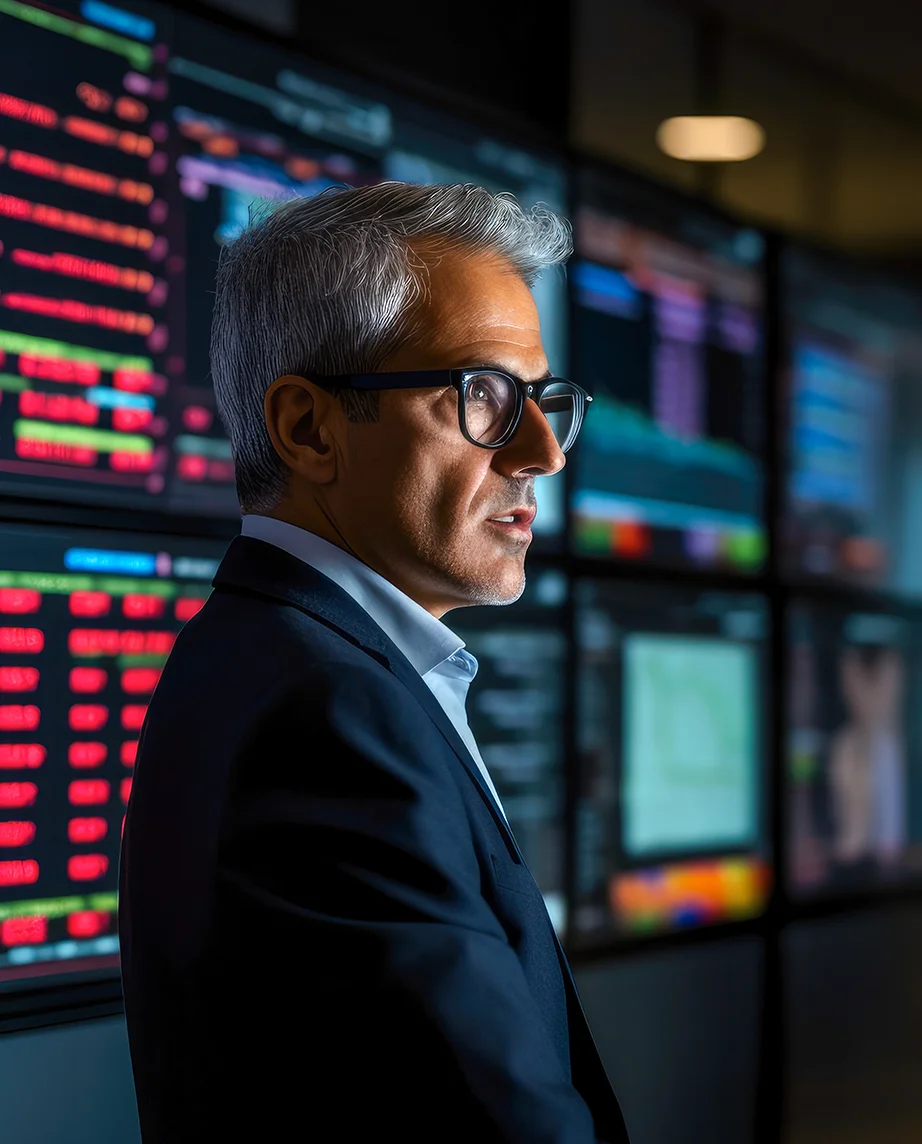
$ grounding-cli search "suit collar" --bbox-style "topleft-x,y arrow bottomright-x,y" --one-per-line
215,535 -> 401,671
239,515 -> 465,679
212,536 -> 518,855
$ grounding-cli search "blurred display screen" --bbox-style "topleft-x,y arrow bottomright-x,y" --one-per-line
0,522 -> 226,983
0,0 -> 568,539
575,581 -> 770,941
571,171 -> 766,572
787,601 -> 922,899
452,568 -> 568,933
781,250 -> 922,596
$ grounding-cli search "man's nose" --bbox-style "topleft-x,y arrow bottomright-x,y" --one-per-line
494,397 -> 566,478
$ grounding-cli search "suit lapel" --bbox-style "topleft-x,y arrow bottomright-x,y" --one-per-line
212,536 -> 518,854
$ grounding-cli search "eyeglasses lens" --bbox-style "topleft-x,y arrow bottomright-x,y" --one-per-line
538,383 -> 578,453
464,372 -> 518,445
463,373 -> 581,451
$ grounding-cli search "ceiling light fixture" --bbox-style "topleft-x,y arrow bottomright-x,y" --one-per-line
656,116 -> 766,162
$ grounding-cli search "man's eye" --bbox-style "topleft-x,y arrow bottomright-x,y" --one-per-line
470,383 -> 501,404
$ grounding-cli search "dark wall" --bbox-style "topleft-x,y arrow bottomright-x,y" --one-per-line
576,937 -> 764,1144
294,2 -> 572,140
783,904 -> 922,1144
0,1017 -> 140,1144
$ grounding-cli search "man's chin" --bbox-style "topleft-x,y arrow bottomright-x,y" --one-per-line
423,534 -> 528,611
458,564 -> 526,608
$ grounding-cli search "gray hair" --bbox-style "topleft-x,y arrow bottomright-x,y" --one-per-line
209,181 -> 573,513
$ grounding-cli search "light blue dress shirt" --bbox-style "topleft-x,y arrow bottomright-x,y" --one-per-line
240,514 -> 506,817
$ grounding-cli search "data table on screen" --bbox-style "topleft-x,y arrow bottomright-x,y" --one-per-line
451,568 -> 569,932
781,248 -> 922,598
786,599 -> 922,901
0,0 -> 570,541
574,581 -> 771,943
0,522 -> 227,981
0,0 -> 181,511
570,170 -> 767,573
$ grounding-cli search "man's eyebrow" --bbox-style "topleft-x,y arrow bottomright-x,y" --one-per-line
470,363 -> 554,382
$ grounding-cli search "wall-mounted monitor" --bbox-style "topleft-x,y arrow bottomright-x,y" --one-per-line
0,0 -> 568,539
0,521 -> 228,984
451,568 -> 568,933
574,581 -> 770,942
787,600 -> 922,899
781,249 -> 922,597
570,170 -> 767,572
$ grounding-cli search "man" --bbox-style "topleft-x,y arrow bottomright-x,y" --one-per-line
120,182 -> 629,1143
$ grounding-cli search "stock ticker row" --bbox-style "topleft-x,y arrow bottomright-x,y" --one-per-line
1,0 -> 922,987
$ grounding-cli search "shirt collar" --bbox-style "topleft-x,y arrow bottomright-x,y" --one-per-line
240,515 -> 468,678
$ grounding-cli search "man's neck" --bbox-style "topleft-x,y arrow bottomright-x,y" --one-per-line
262,502 -> 354,558
253,505 -> 451,620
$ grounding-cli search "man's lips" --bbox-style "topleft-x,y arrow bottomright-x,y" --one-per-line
486,506 -> 537,527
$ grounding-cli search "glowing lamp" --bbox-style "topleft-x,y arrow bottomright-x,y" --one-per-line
656,116 -> 765,162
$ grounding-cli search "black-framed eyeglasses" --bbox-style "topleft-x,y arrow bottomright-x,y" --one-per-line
309,368 -> 592,454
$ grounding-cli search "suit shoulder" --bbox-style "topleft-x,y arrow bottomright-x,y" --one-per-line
148,589 -> 444,784
186,586 -> 381,661
154,587 -> 389,704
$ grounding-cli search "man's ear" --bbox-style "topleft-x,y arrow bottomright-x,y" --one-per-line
264,375 -> 337,484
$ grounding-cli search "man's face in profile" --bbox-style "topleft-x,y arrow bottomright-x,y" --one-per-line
325,248 -> 566,617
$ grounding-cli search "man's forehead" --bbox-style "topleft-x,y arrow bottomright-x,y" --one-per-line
406,246 -> 546,372
423,267 -> 540,334
448,310 -> 542,341
421,245 -> 533,300
428,308 -> 546,371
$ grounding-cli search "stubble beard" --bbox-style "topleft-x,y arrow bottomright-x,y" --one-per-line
398,484 -> 528,610
415,526 -> 527,609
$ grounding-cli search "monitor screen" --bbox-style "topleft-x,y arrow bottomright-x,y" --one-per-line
450,568 -> 568,933
781,249 -> 922,596
0,521 -> 227,983
570,171 -> 766,572
575,581 -> 770,942
786,601 -> 922,899
0,0 -> 569,539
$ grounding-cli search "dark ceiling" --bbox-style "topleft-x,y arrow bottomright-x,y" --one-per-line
700,0 -> 922,118
574,0 -> 922,262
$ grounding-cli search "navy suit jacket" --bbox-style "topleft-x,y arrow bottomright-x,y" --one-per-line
119,535 -> 629,1143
